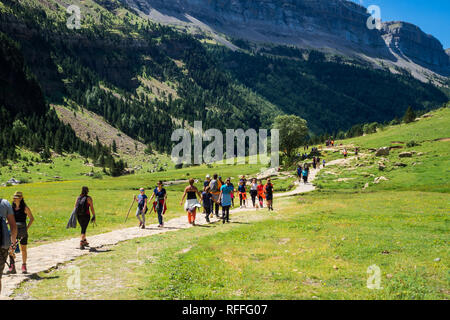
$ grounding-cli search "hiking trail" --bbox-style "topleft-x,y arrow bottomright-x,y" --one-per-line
1,157 -> 348,299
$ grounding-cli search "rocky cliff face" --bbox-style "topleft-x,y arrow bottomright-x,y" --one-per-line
122,0 -> 449,79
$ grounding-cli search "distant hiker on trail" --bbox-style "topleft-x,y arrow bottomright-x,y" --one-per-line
181,179 -> 202,226
6,191 -> 34,275
317,157 -> 321,169
250,178 -> 258,208
302,165 -> 309,184
238,180 -> 247,208
134,188 -> 148,229
257,180 -> 265,208
297,164 -> 303,181
219,178 -> 234,224
203,174 -> 211,191
229,180 -> 235,208
74,186 -> 96,250
312,157 -> 317,169
323,159 -> 326,167
209,174 -> 221,218
0,197 -> 17,294
343,148 -> 348,158
150,181 -> 167,228
264,178 -> 274,211
355,147 -> 359,156
201,187 -> 213,223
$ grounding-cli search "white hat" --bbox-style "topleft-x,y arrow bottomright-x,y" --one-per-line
206,174 -> 210,178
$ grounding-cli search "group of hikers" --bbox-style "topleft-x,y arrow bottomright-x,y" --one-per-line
132,174 -> 276,230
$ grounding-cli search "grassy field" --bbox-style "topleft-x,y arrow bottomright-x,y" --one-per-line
8,107 -> 450,299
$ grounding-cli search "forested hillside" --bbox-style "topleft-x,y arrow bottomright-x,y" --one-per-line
0,0 -> 448,159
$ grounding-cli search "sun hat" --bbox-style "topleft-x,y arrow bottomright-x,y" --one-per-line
206,174 -> 210,178
13,191 -> 23,199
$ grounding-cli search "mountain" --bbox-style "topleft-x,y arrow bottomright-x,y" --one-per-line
0,0 -> 448,163
122,0 -> 450,82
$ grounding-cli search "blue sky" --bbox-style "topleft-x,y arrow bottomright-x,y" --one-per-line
349,0 -> 450,48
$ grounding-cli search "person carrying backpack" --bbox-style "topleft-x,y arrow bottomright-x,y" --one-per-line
302,165 -> 309,184
238,180 -> 247,208
202,187 -> 213,223
209,174 -> 221,218
74,187 -> 96,250
0,197 -> 17,294
264,178 -> 274,211
219,178 -> 234,224
134,187 -> 148,229
296,164 -> 303,181
6,191 -> 34,275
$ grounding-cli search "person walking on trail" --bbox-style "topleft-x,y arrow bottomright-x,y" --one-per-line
323,159 -> 326,167
238,180 -> 247,208
302,165 -> 309,184
74,186 -> 96,250
0,197 -> 17,294
203,174 -> 211,191
257,180 -> 265,208
201,187 -> 213,223
209,174 -> 221,218
134,188 -> 148,229
219,178 -> 233,224
181,179 -> 202,226
250,178 -> 259,208
6,192 -> 34,275
312,157 -> 317,169
317,157 -> 321,169
264,178 -> 274,211
343,148 -> 348,158
229,180 -> 235,208
296,164 -> 303,181
150,181 -> 167,228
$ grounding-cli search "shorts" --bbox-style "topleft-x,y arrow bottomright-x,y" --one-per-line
17,223 -> 28,245
266,193 -> 273,201
0,248 -> 8,280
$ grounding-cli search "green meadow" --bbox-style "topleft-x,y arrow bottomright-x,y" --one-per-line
8,107 -> 450,299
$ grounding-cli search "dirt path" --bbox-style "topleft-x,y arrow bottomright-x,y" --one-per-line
1,157 -> 348,299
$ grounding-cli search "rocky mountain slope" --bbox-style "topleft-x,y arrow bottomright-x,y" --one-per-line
122,0 -> 449,82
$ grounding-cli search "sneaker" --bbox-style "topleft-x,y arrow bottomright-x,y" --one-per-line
82,240 -> 90,247
141,224 -> 145,229
22,264 -> 27,274
79,242 -> 85,250
7,264 -> 16,274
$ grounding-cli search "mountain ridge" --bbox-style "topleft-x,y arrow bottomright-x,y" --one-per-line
122,0 -> 449,82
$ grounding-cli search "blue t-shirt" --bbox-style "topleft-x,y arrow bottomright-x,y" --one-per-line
238,184 -> 246,193
153,188 -> 166,200
137,194 -> 148,209
220,185 -> 233,206
302,169 -> 308,177
297,168 -> 302,175
202,192 -> 212,208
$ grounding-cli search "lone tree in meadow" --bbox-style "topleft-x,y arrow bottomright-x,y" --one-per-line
403,106 -> 416,124
273,114 -> 308,157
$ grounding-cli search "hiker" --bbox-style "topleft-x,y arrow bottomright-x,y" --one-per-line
296,164 -> 303,181
317,157 -> 321,169
74,186 -> 96,250
203,174 -> 211,191
264,178 -> 274,211
257,180 -> 265,208
209,174 -> 221,218
181,179 -> 202,225
201,187 -> 213,223
134,188 -> 148,229
150,181 -> 167,228
323,159 -> 326,167
6,192 -> 34,275
238,180 -> 247,208
302,165 -> 309,184
355,147 -> 359,156
0,197 -> 17,294
343,148 -> 348,158
218,178 -> 234,224
312,157 -> 317,169
229,180 -> 235,208
240,175 -> 247,186
250,178 -> 258,208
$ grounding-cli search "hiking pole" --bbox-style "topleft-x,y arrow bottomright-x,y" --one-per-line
124,197 -> 135,223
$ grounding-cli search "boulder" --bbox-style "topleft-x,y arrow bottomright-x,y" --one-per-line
399,152 -> 413,158
375,147 -> 390,156
7,178 -> 21,185
378,164 -> 386,171
394,162 -> 407,167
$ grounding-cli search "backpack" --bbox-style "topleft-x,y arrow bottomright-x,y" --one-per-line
75,196 -> 89,216
210,180 -> 218,193
0,199 -> 12,249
